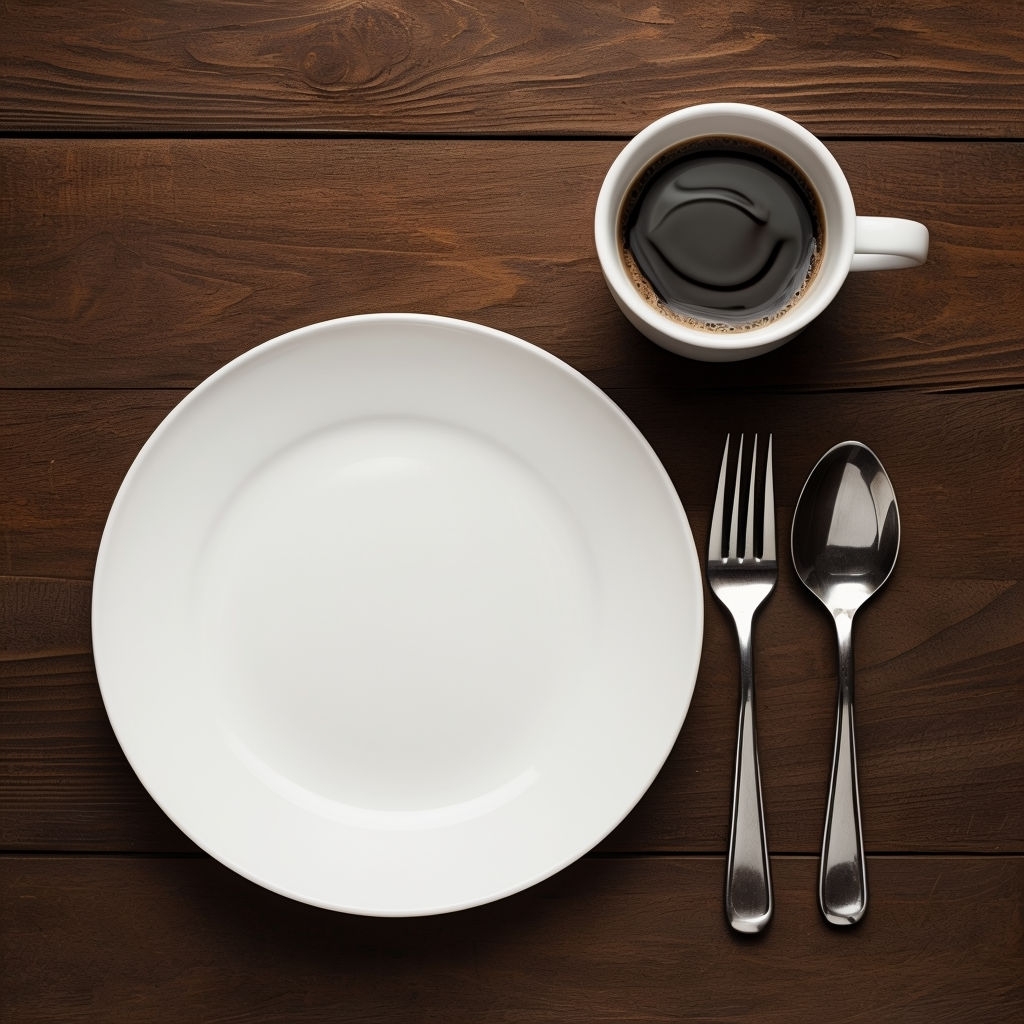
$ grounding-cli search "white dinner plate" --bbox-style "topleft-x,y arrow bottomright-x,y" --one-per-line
93,314 -> 703,915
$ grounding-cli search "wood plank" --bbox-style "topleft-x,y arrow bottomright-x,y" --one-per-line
2,580 -> 1020,854
0,393 -> 174,580
2,855 -> 1021,1023
1,1 -> 1022,136
3,389 -> 1020,581
2,390 -> 1021,853
3,139 -> 1022,392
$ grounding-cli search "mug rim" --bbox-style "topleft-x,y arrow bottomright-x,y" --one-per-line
595,103 -> 857,358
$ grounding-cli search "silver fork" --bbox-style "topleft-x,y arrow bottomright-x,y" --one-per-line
707,434 -> 776,934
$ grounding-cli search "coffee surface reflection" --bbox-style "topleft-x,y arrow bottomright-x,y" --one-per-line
621,137 -> 823,332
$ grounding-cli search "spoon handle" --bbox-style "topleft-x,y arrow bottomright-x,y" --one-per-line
821,612 -> 868,925
726,621 -> 773,934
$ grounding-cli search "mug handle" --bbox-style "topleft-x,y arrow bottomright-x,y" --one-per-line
851,216 -> 929,271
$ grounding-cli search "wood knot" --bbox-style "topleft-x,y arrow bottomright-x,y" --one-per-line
299,3 -> 413,88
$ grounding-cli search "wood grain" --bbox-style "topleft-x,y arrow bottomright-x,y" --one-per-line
3,139 -> 1022,392
2,390 -> 1021,853
4,2 -> 1021,1016
3,390 -> 1020,581
2,1 -> 1022,136
2,855 -> 1021,1023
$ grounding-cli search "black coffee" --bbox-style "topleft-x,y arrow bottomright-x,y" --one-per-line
621,137 -> 823,331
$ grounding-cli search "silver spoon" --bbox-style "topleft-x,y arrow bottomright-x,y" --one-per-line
791,441 -> 900,926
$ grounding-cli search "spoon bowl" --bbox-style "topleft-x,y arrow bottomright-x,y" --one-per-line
792,443 -> 900,614
791,441 -> 900,925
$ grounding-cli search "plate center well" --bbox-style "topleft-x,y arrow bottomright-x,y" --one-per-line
194,416 -> 597,814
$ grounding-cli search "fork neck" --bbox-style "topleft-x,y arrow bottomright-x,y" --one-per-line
727,609 -> 758,693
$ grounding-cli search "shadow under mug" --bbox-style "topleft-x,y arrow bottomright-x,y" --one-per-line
594,103 -> 929,362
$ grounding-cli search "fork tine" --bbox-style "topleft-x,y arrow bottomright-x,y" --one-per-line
762,434 -> 776,561
708,434 -> 730,561
745,434 -> 758,561
729,434 -> 744,560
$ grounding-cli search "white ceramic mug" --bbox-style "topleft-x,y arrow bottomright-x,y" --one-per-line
594,103 -> 929,361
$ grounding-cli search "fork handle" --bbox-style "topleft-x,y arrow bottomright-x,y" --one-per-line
726,625 -> 773,934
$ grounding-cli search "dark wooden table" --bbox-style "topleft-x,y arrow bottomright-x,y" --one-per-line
3,3 -> 1023,1021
